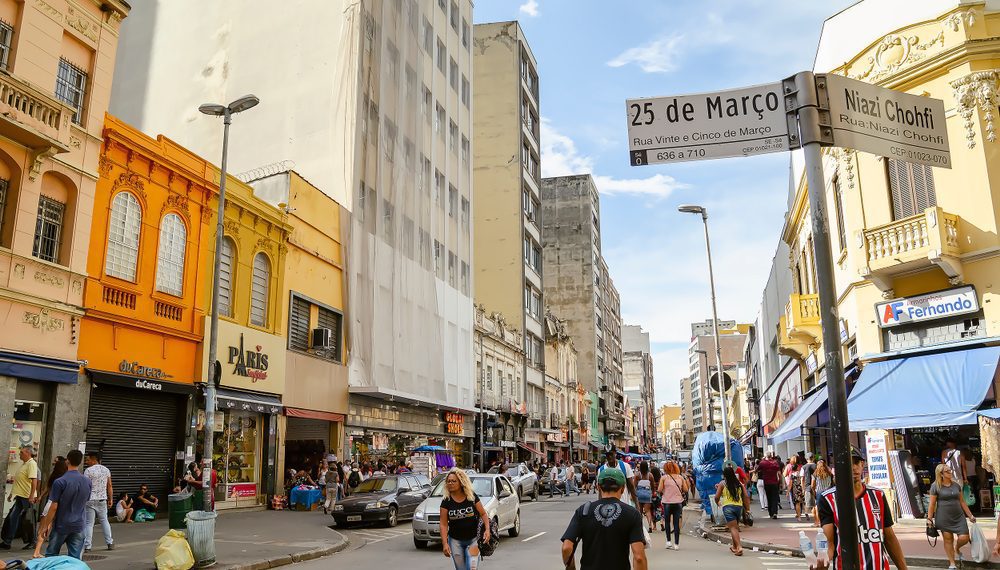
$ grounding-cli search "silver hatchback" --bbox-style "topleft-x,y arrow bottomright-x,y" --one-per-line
411,473 -> 521,549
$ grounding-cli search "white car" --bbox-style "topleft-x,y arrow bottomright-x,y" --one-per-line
411,473 -> 521,549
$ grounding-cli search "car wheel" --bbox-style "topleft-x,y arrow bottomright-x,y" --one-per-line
414,537 -> 429,549
508,511 -> 521,537
384,506 -> 398,528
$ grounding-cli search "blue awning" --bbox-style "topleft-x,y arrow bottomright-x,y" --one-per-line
769,387 -> 828,444
0,350 -> 79,384
848,346 -> 1000,430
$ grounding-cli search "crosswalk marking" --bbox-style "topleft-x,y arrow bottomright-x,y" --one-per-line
350,528 -> 412,543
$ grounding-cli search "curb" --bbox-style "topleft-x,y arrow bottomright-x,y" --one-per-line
697,522 -> 1000,569
227,531 -> 351,570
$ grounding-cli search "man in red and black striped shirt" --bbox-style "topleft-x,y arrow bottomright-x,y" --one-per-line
817,451 -> 907,570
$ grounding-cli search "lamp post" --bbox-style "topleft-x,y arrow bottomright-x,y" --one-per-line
198,95 -> 259,514
679,204 -> 731,462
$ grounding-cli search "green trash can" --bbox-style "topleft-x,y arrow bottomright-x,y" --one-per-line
168,490 -> 194,530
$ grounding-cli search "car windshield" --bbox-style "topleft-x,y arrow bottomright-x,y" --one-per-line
504,467 -> 519,477
431,477 -> 495,498
354,477 -> 397,493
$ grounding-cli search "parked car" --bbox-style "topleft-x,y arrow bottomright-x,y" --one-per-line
331,475 -> 432,527
488,463 -> 538,501
411,473 -> 521,549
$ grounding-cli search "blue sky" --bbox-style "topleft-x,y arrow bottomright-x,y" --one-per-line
473,1 -> 855,407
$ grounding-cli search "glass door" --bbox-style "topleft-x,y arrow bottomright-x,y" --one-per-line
212,410 -> 261,508
5,400 -> 46,518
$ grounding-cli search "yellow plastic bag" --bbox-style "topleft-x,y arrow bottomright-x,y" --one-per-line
155,529 -> 195,570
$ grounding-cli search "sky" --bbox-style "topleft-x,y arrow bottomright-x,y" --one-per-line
472,1 -> 855,407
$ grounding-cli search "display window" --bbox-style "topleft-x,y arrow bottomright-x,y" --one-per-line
201,409 -> 263,508
4,401 -> 45,518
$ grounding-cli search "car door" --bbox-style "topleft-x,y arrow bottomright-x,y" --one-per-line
399,475 -> 421,517
499,477 -> 517,527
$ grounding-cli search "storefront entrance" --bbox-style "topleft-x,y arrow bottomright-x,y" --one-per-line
4,400 -> 46,518
285,417 -> 331,477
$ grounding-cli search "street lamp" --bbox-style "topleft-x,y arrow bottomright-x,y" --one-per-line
678,204 -> 732,462
199,94 -> 260,516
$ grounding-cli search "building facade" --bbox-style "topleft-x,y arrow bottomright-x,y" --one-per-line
623,324 -> 655,452
543,310 -> 587,462
656,405 -> 682,449
474,305 -> 527,466
681,319 -> 748,440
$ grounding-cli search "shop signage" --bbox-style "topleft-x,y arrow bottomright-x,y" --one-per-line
119,359 -> 172,380
865,430 -> 892,490
442,412 -> 464,435
229,333 -> 269,381
546,433 -> 563,443
875,286 -> 979,329
201,317 -> 286,395
228,483 -> 257,498
499,440 -> 516,448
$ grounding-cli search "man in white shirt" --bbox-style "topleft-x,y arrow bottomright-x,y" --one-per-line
565,462 -> 580,496
82,452 -> 113,552
549,463 -> 565,497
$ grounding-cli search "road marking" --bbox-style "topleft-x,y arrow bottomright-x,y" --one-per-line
522,532 -> 546,542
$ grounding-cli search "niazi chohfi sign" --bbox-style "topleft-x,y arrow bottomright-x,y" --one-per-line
874,286 -> 979,328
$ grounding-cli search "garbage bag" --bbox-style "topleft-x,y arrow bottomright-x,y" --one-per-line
155,529 -> 195,570
691,431 -> 745,514
970,521 -> 989,563
25,557 -> 90,569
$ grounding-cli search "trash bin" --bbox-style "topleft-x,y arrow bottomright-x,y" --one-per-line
186,510 -> 217,568
168,490 -> 194,530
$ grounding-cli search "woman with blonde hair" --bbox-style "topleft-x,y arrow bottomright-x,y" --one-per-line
658,461 -> 688,550
440,468 -> 491,569
811,459 -> 833,527
928,463 -> 975,570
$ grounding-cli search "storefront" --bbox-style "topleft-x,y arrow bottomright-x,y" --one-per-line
283,409 -> 344,481
761,360 -> 804,459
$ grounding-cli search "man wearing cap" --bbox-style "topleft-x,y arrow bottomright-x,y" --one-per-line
817,450 -> 907,570
0,444 -> 39,551
561,467 -> 647,570
597,449 -> 637,507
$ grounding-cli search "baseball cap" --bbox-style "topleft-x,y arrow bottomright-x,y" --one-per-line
598,467 -> 626,487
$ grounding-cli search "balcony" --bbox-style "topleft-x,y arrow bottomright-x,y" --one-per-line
778,293 -> 821,360
861,207 -> 964,293
0,72 -> 72,162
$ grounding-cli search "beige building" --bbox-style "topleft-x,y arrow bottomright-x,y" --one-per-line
544,310 -> 586,461
681,319 -> 749,440
0,0 -> 130,503
474,304 -> 526,464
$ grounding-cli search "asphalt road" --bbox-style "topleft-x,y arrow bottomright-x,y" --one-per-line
295,493 -> 822,570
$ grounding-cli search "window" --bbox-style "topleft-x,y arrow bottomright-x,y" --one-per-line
435,103 -> 445,138
289,296 -> 311,351
419,229 -> 430,267
524,284 -> 541,319
422,86 -> 431,123
250,252 -> 270,327
435,170 -> 445,205
448,184 -> 457,217
460,261 -> 469,294
55,58 -> 87,125
523,188 -> 538,222
422,18 -> 432,53
0,178 -> 7,240
886,158 -> 936,220
833,174 -> 847,252
155,213 -> 186,296
105,191 -> 142,281
32,196 -> 64,263
462,18 -> 470,49
0,20 -> 13,71
486,365 -> 493,390
460,197 -> 470,228
317,306 -> 343,362
449,57 -> 458,91
524,236 -> 542,273
382,199 -> 394,243
436,38 -> 446,73
448,251 -> 456,286
450,1 -> 459,30
218,237 -> 235,317
434,240 -> 444,277
385,41 -> 399,80
438,0 -> 446,12
405,65 -> 416,102
461,75 -> 470,108
449,121 -> 458,154
461,136 -> 470,165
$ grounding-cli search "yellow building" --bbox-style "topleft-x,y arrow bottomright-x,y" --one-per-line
657,405 -> 682,447
776,2 -> 1000,466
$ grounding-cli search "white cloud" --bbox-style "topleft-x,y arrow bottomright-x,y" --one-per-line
607,34 -> 685,73
519,0 -> 539,17
540,118 -> 686,198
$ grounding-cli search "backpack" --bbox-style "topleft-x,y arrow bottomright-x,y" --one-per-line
348,470 -> 361,488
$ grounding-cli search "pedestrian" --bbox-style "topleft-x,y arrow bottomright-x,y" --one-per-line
113,492 -> 133,524
0,444 -> 39,552
440,468 -> 490,570
817,449 -> 907,570
335,461 -> 346,500
801,454 -> 817,524
549,462 -> 563,497
784,456 -> 804,521
37,449 -> 91,559
82,451 -> 114,552
751,459 -> 768,512
581,465 -> 592,495
714,465 -> 750,556
658,461 -> 688,550
962,448 -> 979,510
560,467 -> 647,570
811,459 -> 833,527
565,462 -> 579,496
597,450 -> 637,508
757,453 -> 781,519
650,464 -> 663,531
941,440 -> 965,484
347,463 -> 362,494
133,484 -> 159,522
633,461 -> 655,533
927,463 -> 975,569
322,460 -> 340,514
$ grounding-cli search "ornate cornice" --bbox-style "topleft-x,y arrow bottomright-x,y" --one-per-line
111,171 -> 145,200
951,70 -> 999,149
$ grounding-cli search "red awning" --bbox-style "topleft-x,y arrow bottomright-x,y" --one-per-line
517,442 -> 544,456
284,407 -> 346,423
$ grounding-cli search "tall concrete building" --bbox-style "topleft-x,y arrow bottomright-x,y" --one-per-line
681,319 -> 748,441
471,21 -> 541,456
623,324 -> 655,451
110,0 -> 477,460
541,174 -> 626,448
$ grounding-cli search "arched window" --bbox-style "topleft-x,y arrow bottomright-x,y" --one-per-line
105,191 -> 142,281
155,213 -> 186,296
218,237 -> 236,317
249,252 -> 270,327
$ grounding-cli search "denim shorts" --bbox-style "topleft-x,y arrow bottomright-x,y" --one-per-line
722,505 -> 743,523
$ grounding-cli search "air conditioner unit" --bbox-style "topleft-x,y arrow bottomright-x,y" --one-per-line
526,211 -> 535,222
311,327 -> 333,349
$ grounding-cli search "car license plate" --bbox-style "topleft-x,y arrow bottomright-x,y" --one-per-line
347,515 -> 362,522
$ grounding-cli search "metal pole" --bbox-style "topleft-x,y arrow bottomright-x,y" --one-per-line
701,213 -> 732,462
202,110 -> 231,512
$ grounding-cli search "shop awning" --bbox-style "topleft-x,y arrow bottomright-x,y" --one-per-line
848,346 -> 1000,431
216,387 -> 282,414
0,350 -> 79,384
739,421 -> 759,445
284,406 -> 345,422
769,387 -> 829,444
89,370 -> 197,394
517,442 -> 544,456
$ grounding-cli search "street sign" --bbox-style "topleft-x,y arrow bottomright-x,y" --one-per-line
824,73 -> 951,169
709,371 -> 733,393
626,82 -> 790,165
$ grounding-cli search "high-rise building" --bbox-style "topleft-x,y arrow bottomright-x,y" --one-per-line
682,319 -> 748,440
109,0 -> 477,463
623,324 -> 655,451
471,21 -> 541,460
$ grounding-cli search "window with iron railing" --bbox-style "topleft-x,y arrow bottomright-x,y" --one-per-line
55,58 -> 87,125
32,196 -> 64,263
0,20 -> 13,71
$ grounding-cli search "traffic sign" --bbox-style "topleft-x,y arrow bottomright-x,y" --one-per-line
626,82 -> 790,165
824,73 -> 951,169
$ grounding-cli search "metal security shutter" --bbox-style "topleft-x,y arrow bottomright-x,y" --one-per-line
86,386 -> 182,508
285,417 -> 330,446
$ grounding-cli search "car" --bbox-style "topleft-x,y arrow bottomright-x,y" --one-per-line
487,463 -> 538,501
331,475 -> 432,528
539,467 -> 567,493
411,473 -> 521,549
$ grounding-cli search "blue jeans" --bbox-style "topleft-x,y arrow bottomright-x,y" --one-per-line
84,499 -> 113,548
448,536 -> 480,570
565,478 -> 577,495
1,496 -> 31,546
46,529 -> 85,559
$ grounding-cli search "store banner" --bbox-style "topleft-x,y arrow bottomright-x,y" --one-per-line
875,285 -> 979,328
865,430 -> 892,490
200,317 -> 286,395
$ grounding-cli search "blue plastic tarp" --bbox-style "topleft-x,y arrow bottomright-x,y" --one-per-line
848,346 -> 1000,431
691,431 -> 745,513
769,388 -> 828,444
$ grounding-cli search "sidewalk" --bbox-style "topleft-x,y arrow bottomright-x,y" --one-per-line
62,508 -> 349,570
698,504 -> 1000,568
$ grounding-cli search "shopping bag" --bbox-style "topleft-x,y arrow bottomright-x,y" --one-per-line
710,497 -> 726,526
154,529 -> 195,570
969,521 -> 989,563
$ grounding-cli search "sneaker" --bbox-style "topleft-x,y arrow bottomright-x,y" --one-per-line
665,540 -> 672,549
673,543 -> 680,551
107,543 -> 115,551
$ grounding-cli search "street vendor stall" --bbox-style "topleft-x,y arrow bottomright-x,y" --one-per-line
410,445 -> 455,479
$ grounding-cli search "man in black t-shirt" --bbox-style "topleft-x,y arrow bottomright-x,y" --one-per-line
561,467 -> 647,570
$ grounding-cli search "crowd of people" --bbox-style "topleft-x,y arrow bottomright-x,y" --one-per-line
282,454 -> 417,513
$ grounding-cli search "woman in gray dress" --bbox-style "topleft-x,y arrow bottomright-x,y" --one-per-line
927,463 -> 976,570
